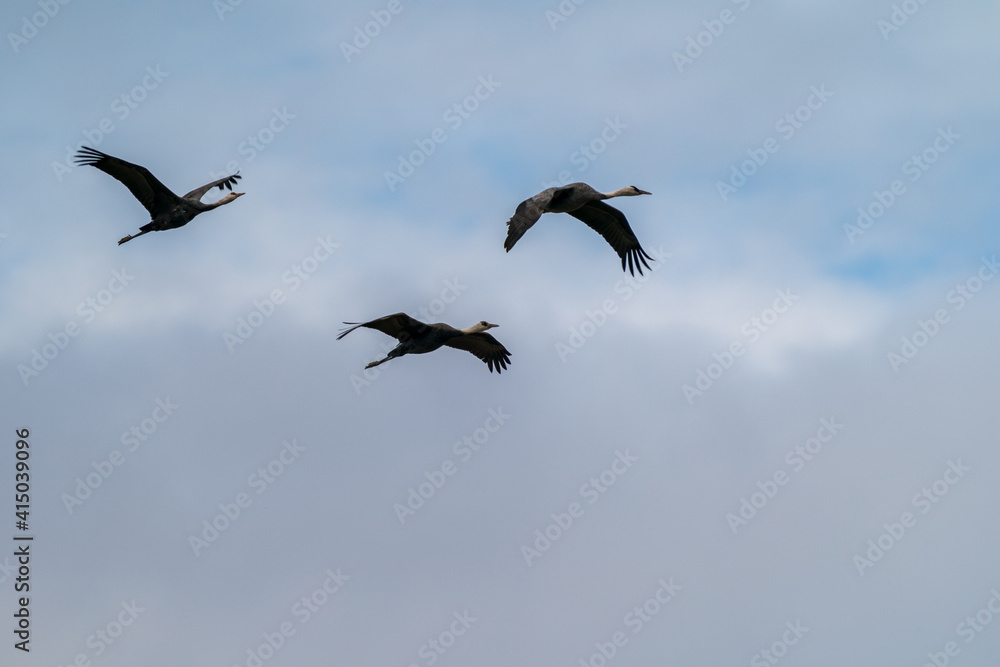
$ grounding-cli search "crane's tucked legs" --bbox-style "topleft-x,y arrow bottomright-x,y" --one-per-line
118,229 -> 153,245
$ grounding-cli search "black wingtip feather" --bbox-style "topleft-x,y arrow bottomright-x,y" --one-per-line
73,146 -> 107,166
621,247 -> 654,277
638,249 -> 652,273
486,348 -> 512,374
217,173 -> 242,191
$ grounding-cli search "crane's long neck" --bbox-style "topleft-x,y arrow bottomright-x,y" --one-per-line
602,187 -> 634,199
201,193 -> 243,210
459,323 -> 494,335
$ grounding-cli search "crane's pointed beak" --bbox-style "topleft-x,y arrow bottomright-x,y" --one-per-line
637,189 -> 651,195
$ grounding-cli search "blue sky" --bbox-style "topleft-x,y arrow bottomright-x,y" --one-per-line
2,1 -> 1000,666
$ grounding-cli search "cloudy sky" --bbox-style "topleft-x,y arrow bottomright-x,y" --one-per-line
3,1 -> 1000,666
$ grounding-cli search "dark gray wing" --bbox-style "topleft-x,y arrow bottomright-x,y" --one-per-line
567,200 -> 654,276
183,173 -> 242,201
337,312 -> 430,342
504,187 -> 563,252
443,333 -> 512,374
74,147 -> 181,217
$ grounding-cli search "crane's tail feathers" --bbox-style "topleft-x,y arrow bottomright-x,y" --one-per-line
336,322 -> 365,340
